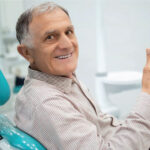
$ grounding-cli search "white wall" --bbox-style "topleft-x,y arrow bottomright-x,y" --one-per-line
0,0 -> 23,33
102,0 -> 150,72
99,0 -> 150,117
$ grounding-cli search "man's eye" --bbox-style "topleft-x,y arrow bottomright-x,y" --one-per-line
47,35 -> 54,40
66,30 -> 73,35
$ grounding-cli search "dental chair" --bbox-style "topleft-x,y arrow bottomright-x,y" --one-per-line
0,70 -> 47,150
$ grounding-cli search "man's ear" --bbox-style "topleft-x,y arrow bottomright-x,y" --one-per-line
17,45 -> 34,64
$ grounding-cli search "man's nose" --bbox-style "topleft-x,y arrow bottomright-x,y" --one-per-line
58,35 -> 72,50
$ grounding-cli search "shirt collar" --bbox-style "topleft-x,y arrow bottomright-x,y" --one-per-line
27,67 -> 76,94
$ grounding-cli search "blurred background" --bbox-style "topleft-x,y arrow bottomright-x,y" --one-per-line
0,0 -> 149,119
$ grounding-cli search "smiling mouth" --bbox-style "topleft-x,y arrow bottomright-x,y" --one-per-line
55,53 -> 72,59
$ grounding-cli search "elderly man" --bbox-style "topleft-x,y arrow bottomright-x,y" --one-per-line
15,2 -> 150,150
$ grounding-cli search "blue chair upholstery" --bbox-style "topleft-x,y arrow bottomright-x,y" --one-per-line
0,70 -> 10,105
0,115 -> 46,150
0,70 -> 46,150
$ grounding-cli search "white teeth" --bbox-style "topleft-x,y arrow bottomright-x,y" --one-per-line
57,53 -> 72,59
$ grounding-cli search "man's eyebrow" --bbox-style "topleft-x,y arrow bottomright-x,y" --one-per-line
67,25 -> 74,30
44,30 -> 58,37
43,25 -> 74,37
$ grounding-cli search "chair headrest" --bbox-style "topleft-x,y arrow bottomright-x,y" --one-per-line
0,70 -> 11,106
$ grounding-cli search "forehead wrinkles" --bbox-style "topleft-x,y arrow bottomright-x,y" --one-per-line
29,10 -> 72,38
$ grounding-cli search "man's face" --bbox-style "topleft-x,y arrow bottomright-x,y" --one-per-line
28,8 -> 79,78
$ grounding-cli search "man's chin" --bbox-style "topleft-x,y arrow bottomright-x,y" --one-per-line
57,68 -> 77,78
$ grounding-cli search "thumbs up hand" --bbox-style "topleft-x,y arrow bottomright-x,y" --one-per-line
142,48 -> 150,94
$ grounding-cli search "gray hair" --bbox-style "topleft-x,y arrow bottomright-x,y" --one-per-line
16,2 -> 70,48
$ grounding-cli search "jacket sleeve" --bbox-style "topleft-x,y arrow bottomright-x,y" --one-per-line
103,92 -> 150,150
